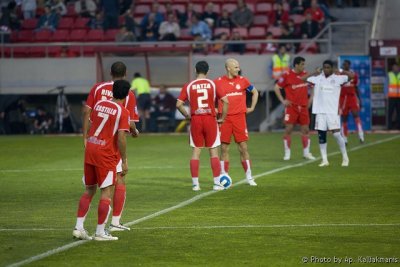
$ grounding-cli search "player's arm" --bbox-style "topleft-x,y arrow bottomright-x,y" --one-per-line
82,106 -> 92,147
130,121 -> 139,138
308,86 -> 314,108
274,83 -> 291,107
355,85 -> 362,107
247,86 -> 259,114
117,130 -> 128,176
176,99 -> 190,120
217,96 -> 229,124
341,70 -> 355,80
300,67 -> 321,81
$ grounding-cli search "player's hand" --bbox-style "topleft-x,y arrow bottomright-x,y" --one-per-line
121,161 -> 128,176
315,67 -> 322,75
246,107 -> 255,114
282,100 -> 292,107
131,128 -> 139,138
217,118 -> 224,124
84,138 -> 87,148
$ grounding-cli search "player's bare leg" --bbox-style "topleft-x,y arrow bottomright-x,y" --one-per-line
109,174 -> 130,232
300,125 -> 315,160
210,147 -> 224,191
95,185 -> 118,241
352,110 -> 364,143
190,147 -> 202,191
220,143 -> 230,174
283,124 -> 294,160
318,130 -> 329,167
73,185 -> 96,240
332,129 -> 349,166
237,141 -> 257,186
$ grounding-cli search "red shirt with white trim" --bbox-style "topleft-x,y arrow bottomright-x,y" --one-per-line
277,69 -> 309,106
340,71 -> 358,96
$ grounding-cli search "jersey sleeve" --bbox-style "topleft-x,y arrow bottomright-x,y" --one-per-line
118,109 -> 131,132
307,76 -> 318,84
178,84 -> 188,102
276,73 -> 287,88
126,91 -> 139,122
337,75 -> 349,85
242,77 -> 252,92
86,85 -> 97,109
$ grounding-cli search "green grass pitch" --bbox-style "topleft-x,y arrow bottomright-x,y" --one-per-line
0,133 -> 399,267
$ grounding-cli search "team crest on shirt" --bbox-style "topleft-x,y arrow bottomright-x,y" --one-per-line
236,84 -> 241,90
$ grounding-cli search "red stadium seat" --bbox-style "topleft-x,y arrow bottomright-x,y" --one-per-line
21,18 -> 38,30
192,3 -> 203,13
29,46 -> 47,57
172,4 -> 186,13
65,3 -> 77,17
232,27 -> 248,38
13,47 -> 29,57
246,3 -> 255,13
16,30 -> 34,42
214,27 -> 230,37
104,29 -> 119,41
34,29 -> 52,42
255,3 -> 272,13
267,26 -> 282,37
51,30 -> 69,42
86,29 -> 104,42
48,46 -> 62,57
10,31 -> 18,42
298,42 -> 319,54
249,27 -> 266,39
180,28 -> 193,41
221,3 -> 236,13
253,15 -> 269,26
273,2 -> 290,11
74,17 -> 90,29
290,14 -> 305,25
134,4 -> 151,16
246,43 -> 261,54
58,17 -> 74,29
69,29 -> 87,42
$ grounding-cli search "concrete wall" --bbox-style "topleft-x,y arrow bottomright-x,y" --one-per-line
0,54 -> 330,94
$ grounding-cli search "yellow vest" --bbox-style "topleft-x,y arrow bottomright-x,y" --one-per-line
131,77 -> 150,95
388,72 -> 400,98
272,54 -> 290,80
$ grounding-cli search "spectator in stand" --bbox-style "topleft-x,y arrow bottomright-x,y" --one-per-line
179,2 -> 199,29
159,12 -> 180,41
269,2 -> 289,26
150,85 -> 176,132
0,1 -> 20,30
211,32 -> 228,54
165,1 -> 184,25
99,0 -> 120,29
202,2 -> 219,29
48,0 -> 67,17
216,9 -> 232,29
123,9 -> 140,39
141,2 -> 164,27
190,14 -> 211,41
119,0 -> 132,15
287,19 -> 301,39
304,0 -> 325,28
280,24 -> 295,53
227,30 -> 245,55
75,0 -> 97,18
300,12 -> 319,38
318,0 -> 338,22
261,31 -> 277,54
115,25 -> 136,42
141,12 -> 160,41
36,5 -> 59,31
230,0 -> 254,28
87,11 -> 104,29
32,106 -> 53,134
289,0 -> 309,15
22,0 -> 37,19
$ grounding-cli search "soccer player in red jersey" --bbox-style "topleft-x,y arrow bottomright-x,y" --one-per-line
176,61 -> 229,191
83,62 -> 139,232
339,60 -> 364,144
214,58 -> 259,186
274,56 -> 316,161
73,80 -> 131,241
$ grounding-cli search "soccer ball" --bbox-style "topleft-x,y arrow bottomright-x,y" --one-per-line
219,174 -> 232,189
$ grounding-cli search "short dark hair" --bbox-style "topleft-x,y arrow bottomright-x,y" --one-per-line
134,72 -> 141,78
113,80 -> 130,100
195,61 -> 209,75
323,59 -> 334,67
293,56 -> 305,67
111,61 -> 127,78
343,59 -> 351,65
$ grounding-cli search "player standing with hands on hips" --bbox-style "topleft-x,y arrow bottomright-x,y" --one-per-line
176,61 -> 229,191
214,58 -> 258,186
307,60 -> 354,167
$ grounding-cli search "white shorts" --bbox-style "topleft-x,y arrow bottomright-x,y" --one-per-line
315,114 -> 341,131
116,159 -> 122,173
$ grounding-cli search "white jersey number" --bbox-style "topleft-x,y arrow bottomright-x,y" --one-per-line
94,112 -> 109,136
197,88 -> 209,108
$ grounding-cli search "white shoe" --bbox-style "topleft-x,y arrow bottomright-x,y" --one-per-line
319,160 -> 329,167
94,231 -> 118,241
109,223 -> 130,232
247,179 -> 257,186
213,184 -> 225,191
303,153 -> 316,160
283,154 -> 290,161
342,157 -> 349,167
192,185 -> 201,191
359,137 -> 365,144
72,228 -> 92,240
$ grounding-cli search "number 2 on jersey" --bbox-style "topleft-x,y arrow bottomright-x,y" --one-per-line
197,88 -> 209,108
94,112 -> 109,136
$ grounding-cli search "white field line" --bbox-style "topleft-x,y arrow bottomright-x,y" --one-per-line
6,135 -> 400,267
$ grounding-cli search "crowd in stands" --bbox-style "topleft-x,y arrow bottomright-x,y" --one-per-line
0,0 -> 367,56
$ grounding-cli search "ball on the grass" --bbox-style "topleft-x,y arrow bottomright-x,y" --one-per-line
219,174 -> 232,189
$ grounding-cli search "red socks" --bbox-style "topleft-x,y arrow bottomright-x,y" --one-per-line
77,192 -> 93,218
210,157 -> 221,177
343,121 -> 348,137
283,135 -> 291,149
98,198 -> 111,225
113,184 -> 126,217
301,135 -> 309,149
190,159 -> 199,178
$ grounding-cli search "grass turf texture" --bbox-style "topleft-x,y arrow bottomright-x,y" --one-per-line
0,133 -> 399,267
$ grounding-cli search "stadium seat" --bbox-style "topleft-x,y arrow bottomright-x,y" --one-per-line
232,27 -> 248,39
86,29 -> 104,42
34,29 -> 52,42
210,3 -> 221,13
221,3 -> 236,13
134,4 -> 151,16
13,47 -> 29,57
58,17 -> 74,30
245,43 -> 261,54
246,3 -> 255,13
29,46 -> 47,57
253,15 -> 269,27
267,26 -> 282,37
172,4 -> 186,13
249,27 -> 266,39
273,2 -> 290,11
180,28 -> 193,41
21,18 -> 38,30
69,29 -> 87,42
74,17 -> 90,29
255,2 -> 272,13
192,3 -> 203,13
48,46 -> 62,57
16,30 -> 34,42
65,3 -> 77,17
298,41 -> 319,54
51,29 -> 69,42
214,27 -> 230,37
290,14 -> 305,25
104,29 -> 119,41
10,31 -> 18,42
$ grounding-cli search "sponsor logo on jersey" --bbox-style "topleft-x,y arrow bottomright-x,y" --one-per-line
292,83 -> 308,89
226,92 -> 243,97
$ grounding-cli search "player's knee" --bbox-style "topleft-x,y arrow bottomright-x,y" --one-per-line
318,130 -> 327,144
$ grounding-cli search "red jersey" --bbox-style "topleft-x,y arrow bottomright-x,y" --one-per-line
178,78 -> 222,116
277,69 -> 309,106
85,100 -> 130,169
340,71 -> 359,96
86,81 -> 139,122
214,75 -> 252,115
